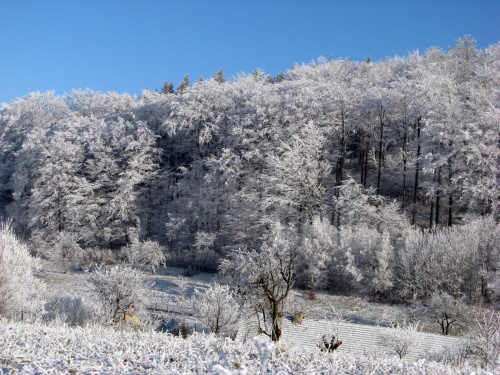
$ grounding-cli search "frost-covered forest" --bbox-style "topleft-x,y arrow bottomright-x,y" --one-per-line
1,36 -> 499,373
1,35 -> 499,300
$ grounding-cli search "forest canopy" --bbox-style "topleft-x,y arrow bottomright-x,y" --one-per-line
1,35 -> 499,304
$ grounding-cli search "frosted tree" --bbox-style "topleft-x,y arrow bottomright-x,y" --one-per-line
395,218 -> 499,302
161,81 -> 174,94
191,230 -> 217,270
126,239 -> 166,274
298,216 -> 335,298
194,282 -> 239,335
389,65 -> 424,208
332,178 -> 406,235
380,320 -> 420,359
80,117 -> 158,248
161,77 -> 241,255
51,231 -> 84,274
214,68 -> 225,83
266,120 -> 331,224
420,37 -> 489,226
324,62 -> 362,188
372,230 -> 394,297
334,225 -> 394,295
9,121 -> 91,260
86,265 -> 145,325
67,89 -> 138,119
177,73 -> 190,93
1,92 -> 72,236
429,292 -> 464,335
220,223 -> 299,341
452,41 -> 500,217
0,220 -> 44,319
470,310 -> 500,370
397,228 -> 438,300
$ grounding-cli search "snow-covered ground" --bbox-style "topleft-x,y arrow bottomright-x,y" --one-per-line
2,264 -> 491,374
37,264 -> 455,334
0,321 -> 483,374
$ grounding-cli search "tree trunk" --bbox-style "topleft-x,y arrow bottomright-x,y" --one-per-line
412,118 -> 421,225
429,199 -> 434,228
448,193 -> 454,227
447,152 -> 454,227
436,166 -> 442,226
271,301 -> 280,342
113,299 -> 121,323
360,130 -> 366,185
376,102 -> 386,195
436,194 -> 441,226
402,124 -> 408,208
336,110 -> 347,187
377,122 -> 384,195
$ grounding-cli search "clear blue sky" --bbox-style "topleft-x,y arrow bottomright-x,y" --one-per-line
1,0 -> 499,105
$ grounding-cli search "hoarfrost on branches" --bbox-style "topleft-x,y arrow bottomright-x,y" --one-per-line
126,239 -> 166,274
380,320 -> 421,359
194,282 -> 239,335
85,265 -> 146,325
0,220 -> 44,319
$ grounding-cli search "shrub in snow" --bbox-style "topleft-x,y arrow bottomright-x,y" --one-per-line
469,310 -> 500,370
126,239 -> 166,274
0,220 -> 44,320
31,231 -> 79,273
379,320 -> 420,359
81,247 -> 122,267
175,275 -> 190,301
44,295 -> 95,327
86,264 -> 145,326
194,282 -> 239,335
48,232 -> 83,273
423,340 -> 473,368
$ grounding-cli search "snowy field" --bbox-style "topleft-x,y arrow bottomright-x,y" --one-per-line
0,321 -> 483,374
36,264 -> 479,335
1,265 -> 496,374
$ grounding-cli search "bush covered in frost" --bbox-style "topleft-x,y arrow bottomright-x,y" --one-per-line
0,220 -> 44,320
44,295 -> 95,327
126,239 -> 166,275
85,264 -> 146,326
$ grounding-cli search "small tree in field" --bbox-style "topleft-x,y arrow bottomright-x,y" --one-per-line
220,223 -> 299,342
51,231 -> 83,274
380,320 -> 420,360
86,265 -> 145,325
194,282 -> 239,335
430,292 -> 465,335
126,239 -> 166,274
0,220 -> 44,319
